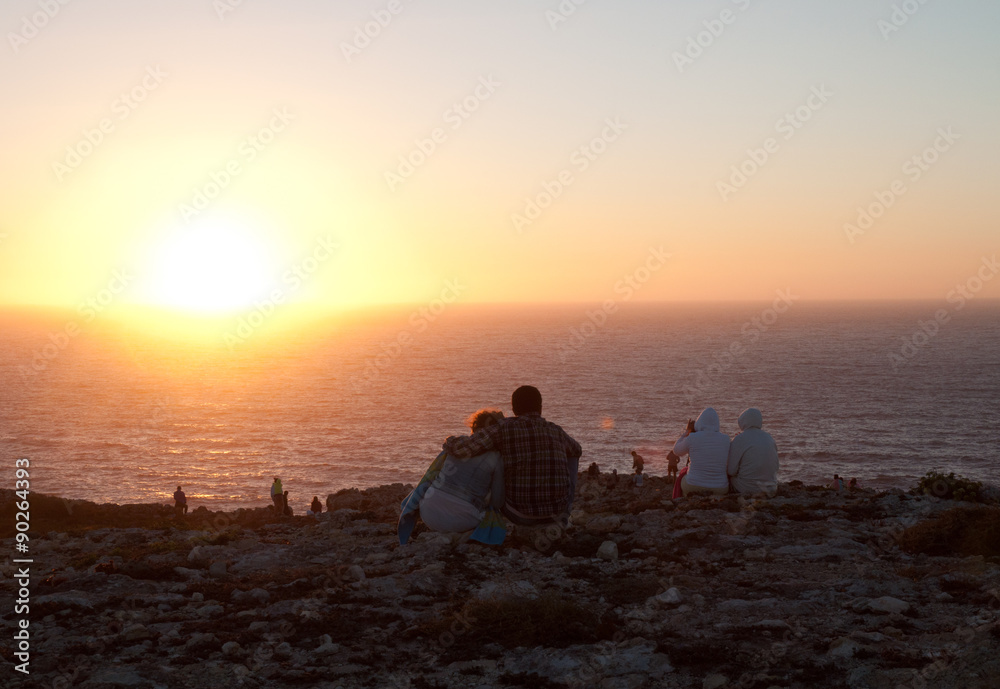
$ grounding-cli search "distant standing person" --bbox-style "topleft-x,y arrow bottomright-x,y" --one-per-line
633,467 -> 644,493
631,451 -> 644,474
727,408 -> 780,498
666,451 -> 680,481
271,477 -> 283,516
283,490 -> 293,516
173,486 -> 187,517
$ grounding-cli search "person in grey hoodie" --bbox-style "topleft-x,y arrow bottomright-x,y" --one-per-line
727,408 -> 779,497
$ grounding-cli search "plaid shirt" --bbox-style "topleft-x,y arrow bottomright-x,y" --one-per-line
443,412 -> 582,518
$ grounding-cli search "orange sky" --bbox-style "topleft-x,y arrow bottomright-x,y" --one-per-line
1,0 -> 998,321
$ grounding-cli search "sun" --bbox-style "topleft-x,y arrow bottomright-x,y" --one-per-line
144,220 -> 278,313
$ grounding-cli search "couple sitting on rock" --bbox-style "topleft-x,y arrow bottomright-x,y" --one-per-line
398,385 -> 582,545
673,407 -> 779,498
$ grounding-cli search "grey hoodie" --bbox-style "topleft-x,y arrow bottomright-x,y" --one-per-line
727,408 -> 779,497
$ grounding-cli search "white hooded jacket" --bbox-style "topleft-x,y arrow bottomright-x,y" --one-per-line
672,407 -> 730,489
727,408 -> 779,497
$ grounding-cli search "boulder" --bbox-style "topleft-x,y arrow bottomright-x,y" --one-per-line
586,514 -> 623,533
231,587 -> 270,605
655,587 -> 683,605
197,604 -> 225,618
327,489 -> 364,511
344,564 -> 366,582
867,596 -> 911,615
597,541 -> 619,560
315,634 -> 340,656
828,637 -> 860,658
122,624 -> 151,641
703,674 -> 728,689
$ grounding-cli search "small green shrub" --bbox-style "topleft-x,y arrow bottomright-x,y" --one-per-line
914,471 -> 986,503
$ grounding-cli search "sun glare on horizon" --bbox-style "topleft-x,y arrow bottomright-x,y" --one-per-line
141,221 -> 278,314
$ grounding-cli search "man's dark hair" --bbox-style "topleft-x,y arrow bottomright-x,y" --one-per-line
511,385 -> 542,416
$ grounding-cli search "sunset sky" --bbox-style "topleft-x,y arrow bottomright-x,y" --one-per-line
1,0 -> 998,317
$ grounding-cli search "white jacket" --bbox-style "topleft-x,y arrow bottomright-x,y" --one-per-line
673,408 -> 730,489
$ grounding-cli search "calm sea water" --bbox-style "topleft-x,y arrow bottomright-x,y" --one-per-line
1,302 -> 998,511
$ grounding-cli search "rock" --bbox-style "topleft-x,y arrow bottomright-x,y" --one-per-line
850,631 -> 886,643
315,634 -> 340,656
188,545 -> 213,566
197,604 -> 225,618
867,596 -> 911,615
122,623 -> 151,641
34,591 -> 96,610
847,666 -> 873,689
327,488 -> 363,511
84,667 -> 149,686
655,588 -> 683,605
513,580 -> 539,599
648,653 -> 674,678
703,673 -> 728,689
12,478 -> 996,689
232,587 -> 270,605
597,541 -> 619,560
475,581 -> 501,600
587,514 -> 623,533
185,632 -> 216,650
828,637 -> 860,658
367,576 -> 405,597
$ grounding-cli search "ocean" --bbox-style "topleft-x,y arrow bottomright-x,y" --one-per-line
1,302 -> 998,511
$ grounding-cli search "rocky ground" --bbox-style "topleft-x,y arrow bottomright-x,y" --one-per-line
2,475 -> 999,689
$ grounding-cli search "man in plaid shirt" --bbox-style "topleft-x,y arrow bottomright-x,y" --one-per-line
443,386 -> 582,525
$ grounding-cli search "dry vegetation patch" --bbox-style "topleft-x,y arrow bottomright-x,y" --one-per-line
898,506 -> 1000,557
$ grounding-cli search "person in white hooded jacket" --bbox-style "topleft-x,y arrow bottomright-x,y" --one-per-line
672,407 -> 730,496
727,408 -> 779,497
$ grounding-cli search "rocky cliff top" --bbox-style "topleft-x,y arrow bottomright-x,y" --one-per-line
2,475 -> 999,689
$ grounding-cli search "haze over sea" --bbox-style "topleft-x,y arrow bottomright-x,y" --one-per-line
2,301 -> 997,511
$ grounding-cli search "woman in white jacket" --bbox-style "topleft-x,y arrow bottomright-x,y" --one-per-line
673,407 -> 730,496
